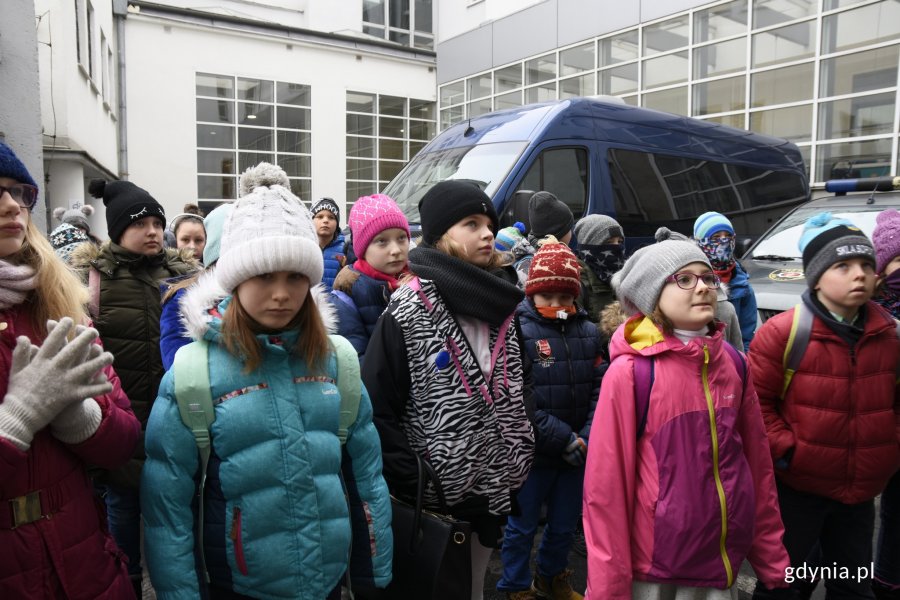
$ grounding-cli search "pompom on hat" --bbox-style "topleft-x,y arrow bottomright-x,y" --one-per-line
348,194 -> 409,259
525,236 -> 581,298
89,179 -> 166,243
216,162 -> 323,293
53,204 -> 94,233
495,222 -> 526,252
872,208 -> 900,275
798,212 -> 874,288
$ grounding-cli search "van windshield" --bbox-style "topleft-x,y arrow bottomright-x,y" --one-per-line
749,205 -> 883,260
382,141 -> 528,223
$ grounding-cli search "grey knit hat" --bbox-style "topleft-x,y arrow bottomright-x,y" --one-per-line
529,191 -> 574,239
611,237 -> 711,316
574,214 -> 623,245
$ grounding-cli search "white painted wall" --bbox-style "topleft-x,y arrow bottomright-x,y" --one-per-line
125,13 -> 435,219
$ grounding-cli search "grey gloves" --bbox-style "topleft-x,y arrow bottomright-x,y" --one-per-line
562,432 -> 587,466
0,318 -> 113,450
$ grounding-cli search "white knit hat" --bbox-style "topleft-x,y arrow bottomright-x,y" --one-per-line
216,162 -> 323,293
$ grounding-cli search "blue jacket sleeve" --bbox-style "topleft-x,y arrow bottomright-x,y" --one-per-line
735,292 -> 758,352
160,289 -> 191,371
141,370 -> 203,599
333,291 -> 369,361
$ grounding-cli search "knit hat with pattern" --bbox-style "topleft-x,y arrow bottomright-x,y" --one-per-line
311,197 -> 341,226
693,211 -> 734,240
53,204 -> 94,233
216,162 -> 323,293
526,236 -> 582,298
873,208 -> 900,275
348,194 -> 410,259
89,179 -> 166,244
798,212 -> 874,288
495,222 -> 526,252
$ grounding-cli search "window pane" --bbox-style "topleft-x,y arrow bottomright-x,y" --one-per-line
198,175 -> 236,200
694,0 -> 747,43
514,148 -> 588,220
560,43 -> 594,76
347,181 -> 378,202
197,124 -> 234,149
525,54 -> 556,85
467,74 -> 492,100
440,82 -> 465,106
495,65 -> 522,93
440,105 -> 464,129
751,62 -> 814,107
278,130 -> 311,154
277,82 -> 310,106
643,15 -> 689,56
820,46 -> 899,97
278,106 -> 310,130
703,113 -> 745,128
347,136 -> 375,158
409,141 -> 427,157
197,150 -> 235,174
824,0 -> 867,8
752,21 -> 815,67
408,120 -> 435,140
238,152 -> 274,172
347,113 -> 375,136
467,98 -> 493,116
525,84 -> 556,104
380,116 -> 405,138
643,87 -> 688,115
695,38 -> 746,78
238,128 -> 273,151
363,24 -> 385,38
363,0 -> 385,25
409,99 -> 435,120
196,73 -> 233,98
818,93 -> 896,139
693,76 -> 745,116
495,91 -> 523,110
278,155 -> 311,178
237,103 -> 273,127
753,0 -> 816,29
379,160 -> 404,181
347,159 -> 376,181
822,2 -> 900,54
560,74 -> 595,99
414,0 -> 432,32
389,29 -> 410,45
815,138 -> 893,181
643,51 -> 688,88
347,92 -> 375,113
389,0 -> 409,29
237,78 -> 273,103
600,30 -> 638,65
749,104 -> 812,141
413,34 -> 434,51
379,139 -> 405,160
601,63 -> 638,95
290,179 -> 311,202
380,95 -> 406,116
196,99 -> 234,124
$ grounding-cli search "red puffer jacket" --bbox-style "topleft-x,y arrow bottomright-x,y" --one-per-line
749,301 -> 900,504
0,307 -> 140,598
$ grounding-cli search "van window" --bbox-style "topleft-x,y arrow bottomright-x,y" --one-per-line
608,147 -> 807,238
514,147 -> 588,220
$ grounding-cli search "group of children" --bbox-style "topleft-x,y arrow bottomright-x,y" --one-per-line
0,136 -> 897,600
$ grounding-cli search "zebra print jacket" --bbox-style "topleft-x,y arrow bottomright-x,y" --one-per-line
362,278 -> 535,521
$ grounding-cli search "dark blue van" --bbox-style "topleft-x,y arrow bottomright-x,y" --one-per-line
382,97 -> 809,245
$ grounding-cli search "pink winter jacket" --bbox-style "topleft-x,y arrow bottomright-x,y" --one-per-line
583,316 -> 789,599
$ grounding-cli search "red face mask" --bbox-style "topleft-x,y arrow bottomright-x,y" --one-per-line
536,305 -> 577,320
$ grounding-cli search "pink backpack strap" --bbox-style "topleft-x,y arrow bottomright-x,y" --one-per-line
88,267 -> 100,320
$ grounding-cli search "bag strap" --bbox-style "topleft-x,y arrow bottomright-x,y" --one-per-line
88,267 -> 101,320
782,303 -> 813,398
173,340 -> 214,584
329,334 -> 361,445
403,454 -> 453,553
632,355 -> 654,440
721,342 -> 747,394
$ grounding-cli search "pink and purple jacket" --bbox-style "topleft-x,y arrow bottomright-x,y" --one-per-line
583,316 -> 789,599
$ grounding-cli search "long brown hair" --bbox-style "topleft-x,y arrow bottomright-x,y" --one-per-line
221,288 -> 329,374
435,232 -> 510,270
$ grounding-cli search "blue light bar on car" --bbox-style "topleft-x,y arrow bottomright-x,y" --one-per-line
825,177 -> 900,193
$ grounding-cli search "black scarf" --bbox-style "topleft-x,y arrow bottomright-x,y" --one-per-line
801,289 -> 865,348
577,243 -> 625,284
408,246 -> 524,327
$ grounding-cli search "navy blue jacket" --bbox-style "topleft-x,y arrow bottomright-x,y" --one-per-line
727,262 -> 758,352
516,299 -> 604,467
332,265 -> 393,362
322,233 -> 347,290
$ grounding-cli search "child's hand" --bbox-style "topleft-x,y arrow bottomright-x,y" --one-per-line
563,433 -> 587,466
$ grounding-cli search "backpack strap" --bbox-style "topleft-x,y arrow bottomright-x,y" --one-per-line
721,342 -> 747,395
172,340 -> 214,584
632,355 -> 654,440
88,267 -> 101,320
782,303 -> 813,398
329,334 -> 361,444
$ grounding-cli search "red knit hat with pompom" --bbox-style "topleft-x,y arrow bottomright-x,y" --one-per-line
525,236 -> 581,298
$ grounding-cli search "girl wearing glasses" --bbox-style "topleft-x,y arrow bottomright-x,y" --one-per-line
0,141 -> 141,598
582,234 -> 789,600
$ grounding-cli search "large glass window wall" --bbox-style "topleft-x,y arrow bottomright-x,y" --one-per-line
438,0 -> 900,185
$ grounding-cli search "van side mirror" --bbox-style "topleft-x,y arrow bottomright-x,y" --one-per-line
500,189 -> 534,228
736,237 -> 754,259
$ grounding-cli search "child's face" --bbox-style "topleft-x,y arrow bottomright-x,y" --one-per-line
175,220 -> 206,261
313,211 -> 337,241
0,176 -> 29,259
364,227 -> 409,276
815,257 -> 876,315
883,255 -> 900,277
605,236 -> 624,245
236,271 -> 309,331
533,292 -> 575,307
119,216 -> 164,255
445,213 -> 495,267
657,262 -> 718,330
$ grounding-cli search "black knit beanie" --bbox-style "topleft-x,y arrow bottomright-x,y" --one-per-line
418,180 -> 498,246
529,191 -> 574,239
89,179 -> 166,243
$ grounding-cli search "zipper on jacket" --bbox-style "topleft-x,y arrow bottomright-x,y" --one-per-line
847,347 -> 857,489
230,507 -> 249,576
702,345 -> 734,587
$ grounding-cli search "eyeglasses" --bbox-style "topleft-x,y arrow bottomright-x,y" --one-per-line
665,271 -> 721,290
0,184 -> 38,210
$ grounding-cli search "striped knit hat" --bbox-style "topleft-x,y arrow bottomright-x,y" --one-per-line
525,236 -> 581,298
693,211 -> 734,240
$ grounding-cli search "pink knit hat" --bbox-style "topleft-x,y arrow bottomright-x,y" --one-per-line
873,208 -> 900,274
349,194 -> 410,259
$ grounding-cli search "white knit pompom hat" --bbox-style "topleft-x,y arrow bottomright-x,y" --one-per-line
216,162 -> 323,293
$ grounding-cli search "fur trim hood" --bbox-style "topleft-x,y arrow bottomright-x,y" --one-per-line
69,239 -> 197,275
179,269 -> 337,342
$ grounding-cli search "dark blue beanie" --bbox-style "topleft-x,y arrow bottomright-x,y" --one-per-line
0,142 -> 38,189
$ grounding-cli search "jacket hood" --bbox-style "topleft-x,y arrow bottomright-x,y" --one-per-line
179,269 -> 337,342
69,239 -> 197,274
608,314 -> 726,361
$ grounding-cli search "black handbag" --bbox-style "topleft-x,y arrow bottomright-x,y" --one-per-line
385,455 -> 472,600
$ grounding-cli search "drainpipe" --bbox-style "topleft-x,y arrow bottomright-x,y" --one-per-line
113,0 -> 128,180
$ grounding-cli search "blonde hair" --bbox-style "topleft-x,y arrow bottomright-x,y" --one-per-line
222,288 -> 328,374
16,218 -> 89,333
435,232 -> 509,270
